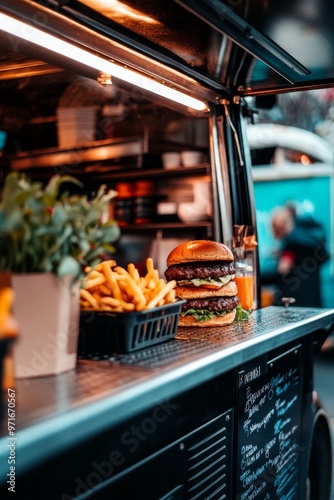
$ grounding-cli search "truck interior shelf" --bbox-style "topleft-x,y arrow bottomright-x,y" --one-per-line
6,136 -> 210,181
8,137 -> 145,171
119,221 -> 212,232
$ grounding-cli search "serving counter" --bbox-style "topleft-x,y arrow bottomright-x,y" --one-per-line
1,306 -> 333,499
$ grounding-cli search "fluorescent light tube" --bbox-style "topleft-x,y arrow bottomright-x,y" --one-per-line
0,13 -> 208,111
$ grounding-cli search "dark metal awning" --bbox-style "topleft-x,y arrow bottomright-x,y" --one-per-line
1,0 -> 334,107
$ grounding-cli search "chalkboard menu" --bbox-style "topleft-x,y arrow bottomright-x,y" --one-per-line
236,345 -> 302,499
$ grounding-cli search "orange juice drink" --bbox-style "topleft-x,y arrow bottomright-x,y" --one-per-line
235,275 -> 254,310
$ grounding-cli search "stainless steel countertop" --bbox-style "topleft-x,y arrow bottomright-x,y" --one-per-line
1,306 -> 333,482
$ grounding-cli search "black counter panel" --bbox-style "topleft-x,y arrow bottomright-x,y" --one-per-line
90,410 -> 234,500
236,346 -> 303,499
0,307 -> 333,499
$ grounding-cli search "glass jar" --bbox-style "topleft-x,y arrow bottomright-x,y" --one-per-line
235,261 -> 254,310
113,197 -> 134,225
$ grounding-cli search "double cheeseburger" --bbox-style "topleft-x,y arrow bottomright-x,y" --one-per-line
165,240 -> 240,327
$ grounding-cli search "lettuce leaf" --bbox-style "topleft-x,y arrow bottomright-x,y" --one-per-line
180,308 -> 227,322
235,303 -> 250,321
180,303 -> 250,322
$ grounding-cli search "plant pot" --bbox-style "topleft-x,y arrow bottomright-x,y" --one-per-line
12,273 -> 80,378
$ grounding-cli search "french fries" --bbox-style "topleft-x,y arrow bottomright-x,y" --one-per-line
80,258 -> 177,312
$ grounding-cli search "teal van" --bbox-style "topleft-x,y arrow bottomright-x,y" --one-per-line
248,123 -> 334,307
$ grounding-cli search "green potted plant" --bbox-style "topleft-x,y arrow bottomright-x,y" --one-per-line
0,172 -> 120,378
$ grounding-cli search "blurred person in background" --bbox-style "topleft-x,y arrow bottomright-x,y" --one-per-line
271,203 -> 330,307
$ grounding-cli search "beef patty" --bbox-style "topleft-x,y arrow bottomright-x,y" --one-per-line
182,295 -> 239,312
165,262 -> 235,281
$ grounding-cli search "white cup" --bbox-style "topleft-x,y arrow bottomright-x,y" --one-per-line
162,152 -> 181,169
177,202 -> 209,222
181,150 -> 203,167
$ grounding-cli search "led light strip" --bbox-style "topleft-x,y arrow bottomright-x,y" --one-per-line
0,13 -> 208,111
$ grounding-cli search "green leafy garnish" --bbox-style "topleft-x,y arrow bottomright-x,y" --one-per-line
235,303 -> 250,321
181,308 -> 227,322
181,304 -> 250,322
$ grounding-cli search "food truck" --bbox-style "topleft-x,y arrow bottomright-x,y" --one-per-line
0,1 -> 334,498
